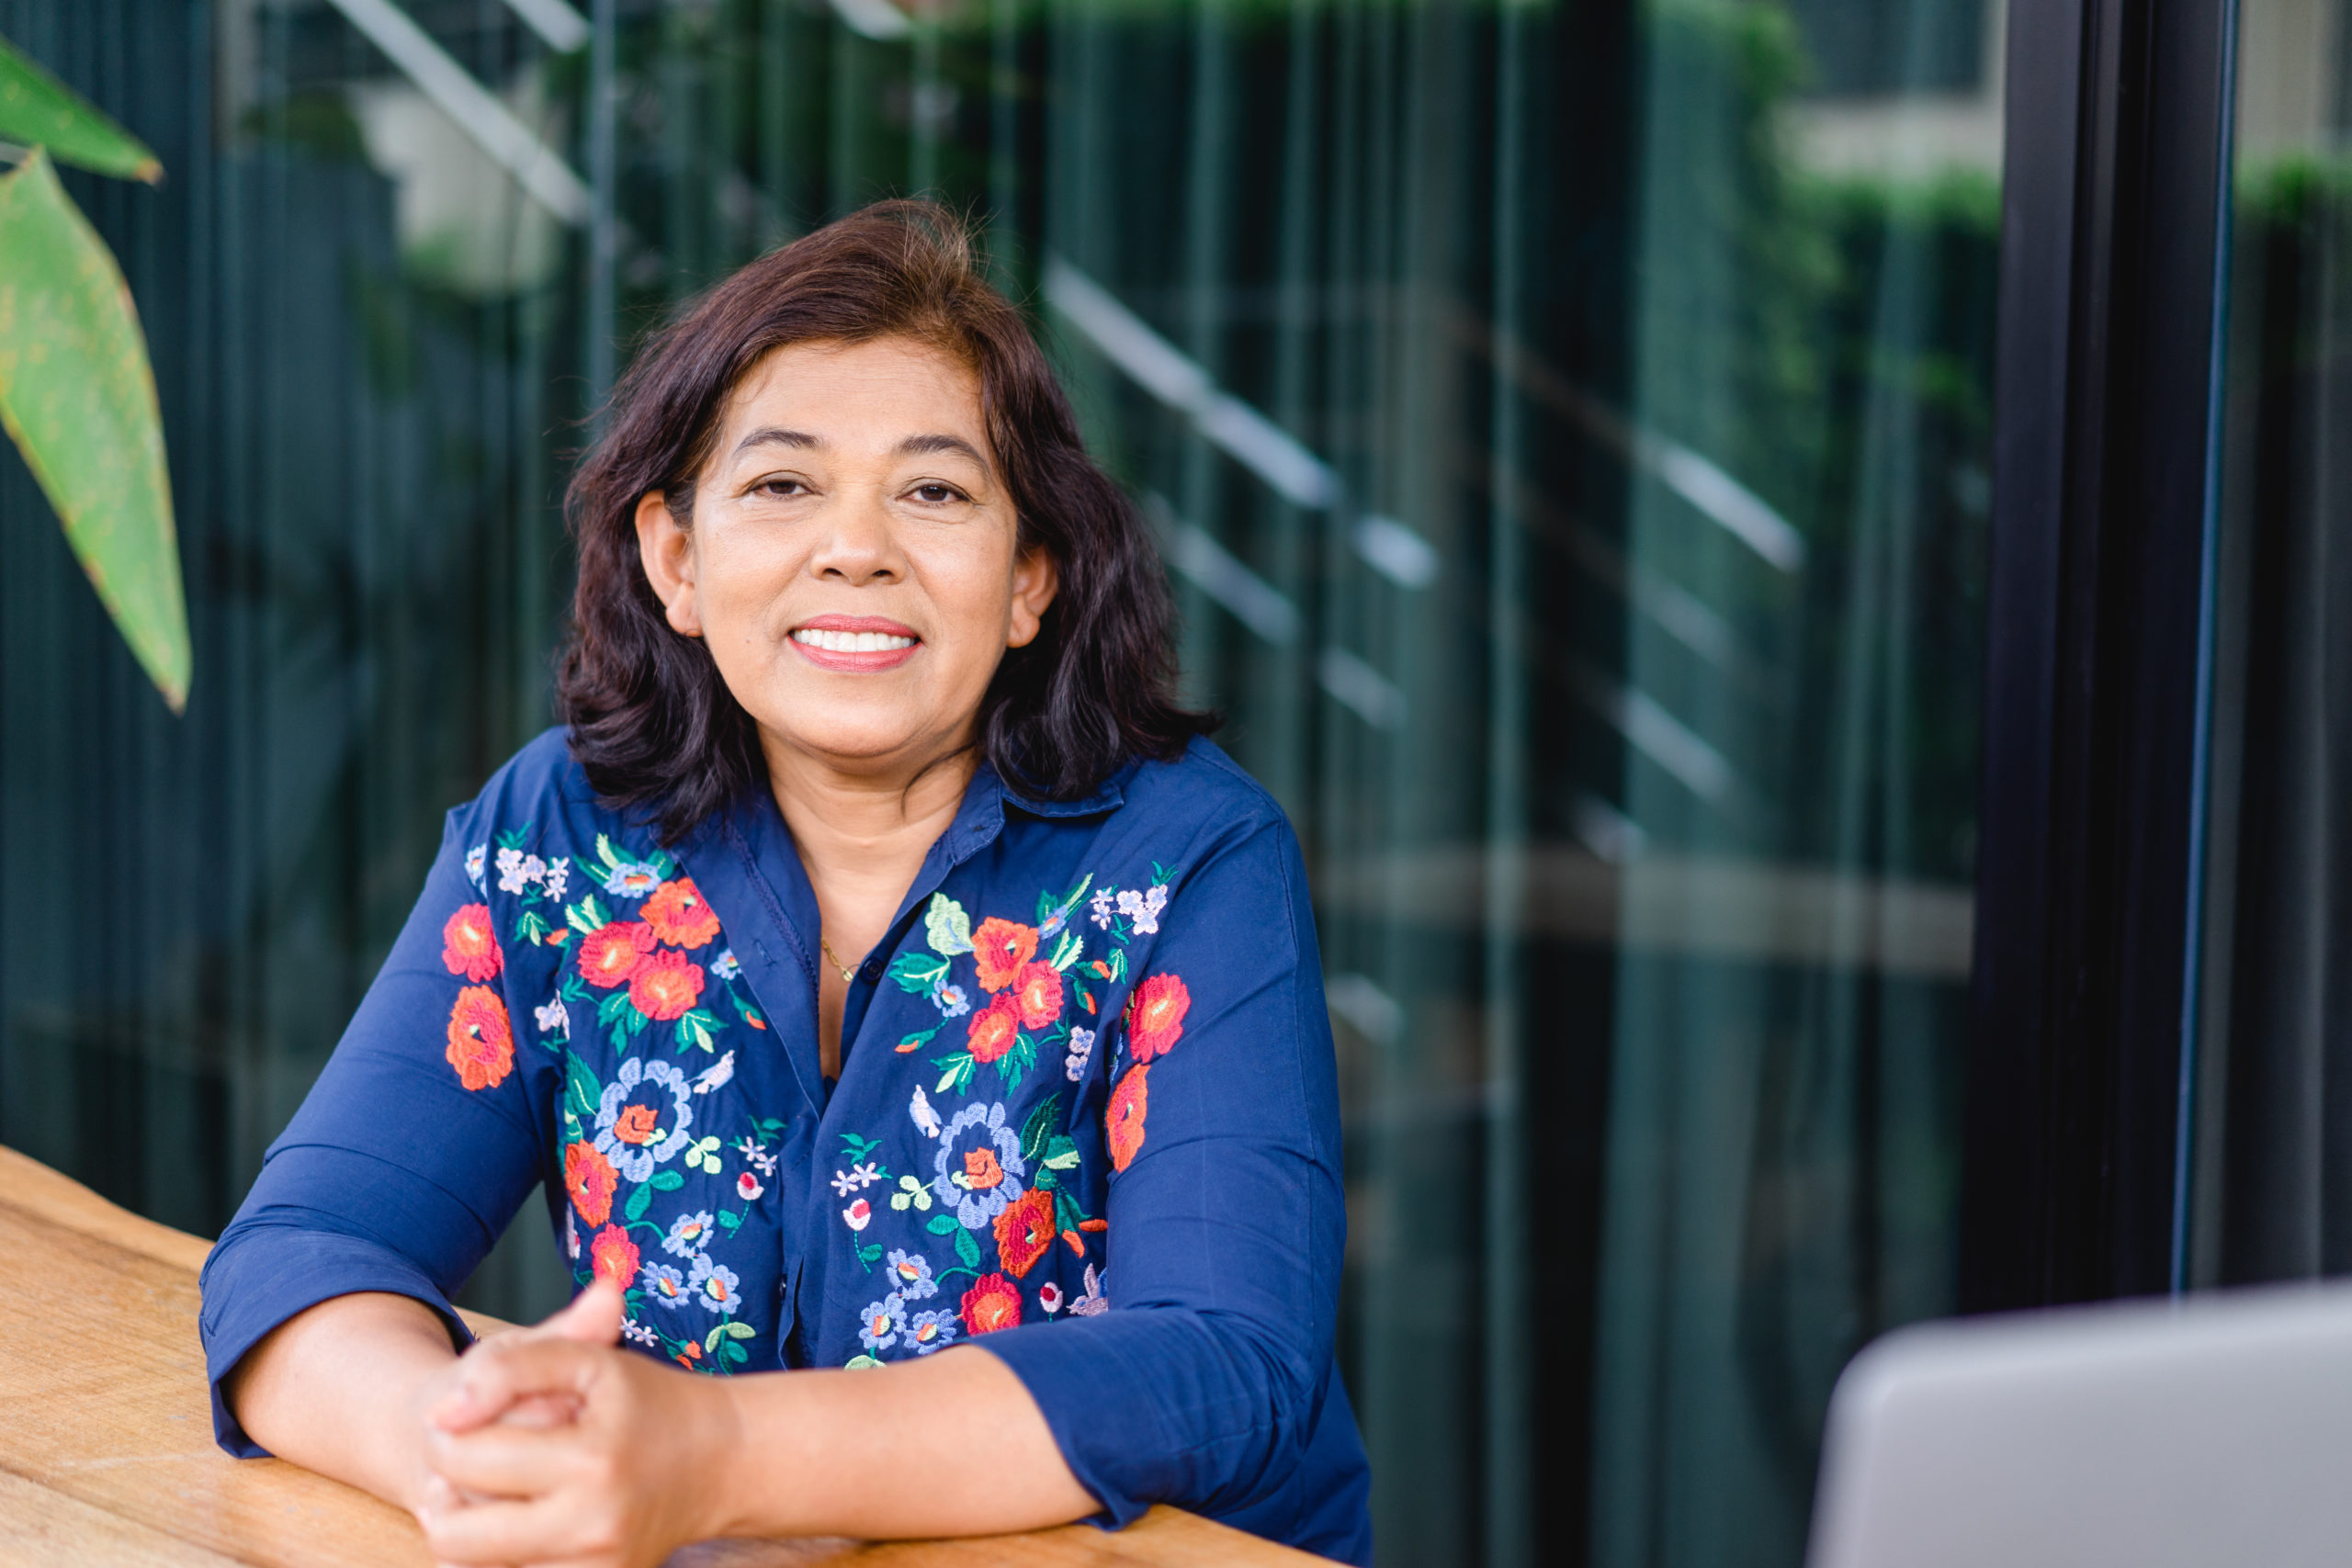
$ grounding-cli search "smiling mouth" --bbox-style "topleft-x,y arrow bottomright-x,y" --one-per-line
790,627 -> 918,653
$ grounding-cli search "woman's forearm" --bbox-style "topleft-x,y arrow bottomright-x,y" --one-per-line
705,1345 -> 1094,1541
222,1292 -> 459,1512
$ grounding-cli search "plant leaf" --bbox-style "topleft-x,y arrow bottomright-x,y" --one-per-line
0,151 -> 188,709
0,36 -> 162,183
953,1225 -> 981,1268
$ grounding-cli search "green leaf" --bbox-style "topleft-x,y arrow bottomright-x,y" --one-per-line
704,1325 -> 727,1354
839,1133 -> 883,1162
924,893 -> 974,955
953,1225 -> 981,1268
0,150 -> 187,710
650,1169 -> 684,1191
1019,1098 -> 1060,1164
887,951 -> 950,995
1043,1134 -> 1080,1171
925,1213 -> 958,1235
564,1051 -> 603,1119
857,1244 -> 884,1263
624,1183 -> 653,1222
721,1337 -> 749,1365
1034,1165 -> 1057,1191
0,37 -> 162,183
722,1319 -> 756,1339
1049,931 -> 1083,972
717,1209 -> 742,1233
898,1023 -> 944,1053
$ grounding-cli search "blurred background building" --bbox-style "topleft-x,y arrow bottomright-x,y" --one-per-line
0,0 -> 2336,1562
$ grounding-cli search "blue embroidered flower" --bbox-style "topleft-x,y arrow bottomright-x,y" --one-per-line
662,1210 -> 716,1258
640,1261 -> 690,1310
689,1252 -> 741,1316
859,1293 -> 906,1350
884,1248 -> 936,1299
933,1100 -> 1026,1230
932,981 -> 971,1019
464,843 -> 488,891
1065,1026 -> 1095,1082
594,1056 -> 695,1183
903,1308 -> 958,1354
604,861 -> 662,897
711,948 -> 742,981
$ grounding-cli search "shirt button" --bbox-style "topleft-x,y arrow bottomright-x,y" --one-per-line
860,957 -> 883,984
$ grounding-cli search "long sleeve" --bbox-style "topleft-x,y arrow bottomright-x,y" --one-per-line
198,806 -> 551,1456
973,807 -> 1361,1551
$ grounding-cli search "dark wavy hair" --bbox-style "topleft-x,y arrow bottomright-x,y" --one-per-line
557,202 -> 1211,842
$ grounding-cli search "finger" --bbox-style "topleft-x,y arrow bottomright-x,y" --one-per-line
539,1277 -> 626,1347
429,1338 -> 607,1432
417,1489 -> 612,1568
424,1420 -> 597,1501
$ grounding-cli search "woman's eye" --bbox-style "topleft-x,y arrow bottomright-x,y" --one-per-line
758,478 -> 808,498
910,483 -> 966,505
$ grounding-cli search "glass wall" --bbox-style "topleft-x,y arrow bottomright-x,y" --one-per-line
0,1 -> 1999,1562
2191,0 -> 2352,1289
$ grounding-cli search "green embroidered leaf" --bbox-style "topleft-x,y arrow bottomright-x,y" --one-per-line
897,1023 -> 943,1053
1019,1098 -> 1060,1164
717,1209 -> 742,1233
1049,931 -> 1084,972
0,36 -> 162,183
1150,862 -> 1172,886
857,1244 -> 884,1263
568,896 -> 609,935
704,1325 -> 727,1355
844,1354 -> 883,1371
516,909 -> 550,945
0,149 -> 187,710
1075,980 -> 1095,1013
1055,1190 -> 1086,1235
624,1183 -> 653,1222
995,1032 -> 1037,1093
839,1132 -> 883,1162
1043,1134 -> 1080,1170
721,1337 -> 749,1366
887,951 -> 950,995
722,1319 -> 756,1339
594,834 -> 625,873
1034,1165 -> 1057,1191
650,849 -> 677,879
564,1051 -> 603,1118
596,990 -> 632,1025
650,1169 -> 685,1191
923,893 -> 974,955
933,1053 -> 976,1097
953,1225 -> 981,1268
925,1213 -> 958,1235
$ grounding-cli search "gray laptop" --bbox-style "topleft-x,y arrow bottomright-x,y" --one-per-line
1807,1282 -> 2352,1567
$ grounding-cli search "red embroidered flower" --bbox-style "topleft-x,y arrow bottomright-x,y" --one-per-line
588,1224 -> 639,1288
640,878 -> 720,949
579,921 -> 656,988
993,1188 -> 1057,1278
445,986 -> 514,1091
971,917 -> 1038,992
1128,973 -> 1191,1063
628,947 -> 706,1021
1011,961 -> 1064,1029
563,1141 -> 616,1226
610,1104 -> 662,1145
960,1272 -> 1023,1336
963,1148 -> 1006,1191
441,904 -> 502,983
965,994 -> 1022,1065
1107,1064 -> 1149,1171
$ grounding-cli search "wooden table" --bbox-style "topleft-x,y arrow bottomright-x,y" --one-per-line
0,1147 -> 1326,1567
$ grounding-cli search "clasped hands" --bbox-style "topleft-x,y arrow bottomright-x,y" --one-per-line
410,1278 -> 741,1568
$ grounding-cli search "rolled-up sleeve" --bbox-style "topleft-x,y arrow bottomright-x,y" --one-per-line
976,809 -> 1355,1545
198,808 -> 548,1456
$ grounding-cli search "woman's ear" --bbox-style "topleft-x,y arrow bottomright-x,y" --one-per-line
634,491 -> 704,637
1006,544 -> 1060,650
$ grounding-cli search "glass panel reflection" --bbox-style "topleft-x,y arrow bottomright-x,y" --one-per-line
0,0 -> 1997,1562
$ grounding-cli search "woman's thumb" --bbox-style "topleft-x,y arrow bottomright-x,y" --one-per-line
543,1275 -> 627,1345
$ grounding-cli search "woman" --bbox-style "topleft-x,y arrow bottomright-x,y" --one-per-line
198,202 -> 1371,1568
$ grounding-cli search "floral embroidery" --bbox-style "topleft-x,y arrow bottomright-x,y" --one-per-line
1108,1065 -> 1148,1171
924,893 -> 976,955
933,981 -> 971,1019
966,996 -> 1021,1066
1012,963 -> 1064,1028
594,1057 -> 695,1182
464,843 -> 488,891
1128,973 -> 1190,1063
689,1253 -> 741,1315
885,1248 -> 937,1297
843,1197 -> 873,1231
960,1272 -> 1023,1335
711,948 -> 742,980
564,1141 -> 618,1226
1064,1026 -> 1095,1082
662,1211 -> 715,1258
642,1262 -> 690,1309
629,948 -> 707,1021
972,918 -> 1038,992
1039,1281 -> 1064,1314
641,878 -> 721,949
1115,885 -> 1170,935
446,986 -> 514,1090
580,921 -> 656,988
1069,1262 -> 1108,1316
736,1171 -> 763,1201
535,998 -> 571,1040
589,1224 -> 639,1286
859,1296 -> 905,1350
905,1309 -> 958,1352
934,1102 -> 1026,1229
993,1188 -> 1057,1277
442,905 -> 503,983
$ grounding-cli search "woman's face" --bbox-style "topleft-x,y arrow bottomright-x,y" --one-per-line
636,335 -> 1057,777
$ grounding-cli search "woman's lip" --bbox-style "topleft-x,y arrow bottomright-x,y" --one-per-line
793,615 -> 919,637
790,639 -> 921,673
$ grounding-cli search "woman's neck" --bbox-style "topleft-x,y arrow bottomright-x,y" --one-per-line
761,733 -> 978,1077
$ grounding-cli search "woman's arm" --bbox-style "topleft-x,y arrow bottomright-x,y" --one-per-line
222,1292 -> 459,1512
409,1280 -> 1094,1566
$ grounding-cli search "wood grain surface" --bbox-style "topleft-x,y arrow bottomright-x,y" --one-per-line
0,1146 -> 1327,1567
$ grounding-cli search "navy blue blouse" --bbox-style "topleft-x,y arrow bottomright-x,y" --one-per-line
198,729 -> 1372,1564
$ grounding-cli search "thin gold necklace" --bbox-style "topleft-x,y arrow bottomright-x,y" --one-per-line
818,936 -> 857,983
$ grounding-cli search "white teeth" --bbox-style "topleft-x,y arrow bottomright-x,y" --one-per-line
792,628 -> 916,653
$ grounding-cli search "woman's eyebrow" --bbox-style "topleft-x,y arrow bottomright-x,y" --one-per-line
732,426 -> 820,457
895,433 -> 989,467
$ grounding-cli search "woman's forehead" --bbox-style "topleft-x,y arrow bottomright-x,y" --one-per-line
719,336 -> 987,455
